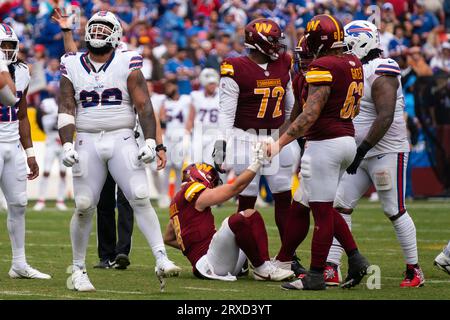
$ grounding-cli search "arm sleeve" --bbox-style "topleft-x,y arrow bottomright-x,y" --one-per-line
284,76 -> 294,120
218,76 -> 239,140
60,54 -> 74,82
126,52 -> 144,77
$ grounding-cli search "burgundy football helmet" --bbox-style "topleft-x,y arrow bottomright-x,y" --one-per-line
305,14 -> 345,56
244,18 -> 285,60
182,163 -> 222,189
294,35 -> 314,73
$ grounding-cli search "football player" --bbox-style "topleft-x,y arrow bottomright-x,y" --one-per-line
213,18 -> 296,248
34,94 -> 68,211
434,241 -> 450,275
163,145 -> 294,282
58,11 -> 180,292
325,20 -> 424,287
187,68 -> 220,166
159,79 -> 192,206
267,15 -> 370,290
0,23 -> 50,279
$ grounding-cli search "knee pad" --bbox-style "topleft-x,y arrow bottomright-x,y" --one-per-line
129,184 -> 150,207
8,192 -> 27,207
75,195 -> 92,211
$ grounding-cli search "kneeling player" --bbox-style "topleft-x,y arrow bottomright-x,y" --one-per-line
164,145 -> 294,281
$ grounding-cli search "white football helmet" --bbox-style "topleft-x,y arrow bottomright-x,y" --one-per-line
85,11 -> 122,49
344,20 -> 380,59
0,23 -> 19,65
199,68 -> 219,87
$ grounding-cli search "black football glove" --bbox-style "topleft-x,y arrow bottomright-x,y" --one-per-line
212,140 -> 226,173
346,141 -> 372,175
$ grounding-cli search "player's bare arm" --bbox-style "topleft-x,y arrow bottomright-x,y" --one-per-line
270,85 -> 330,156
163,221 -> 181,250
17,87 -> 38,180
185,104 -> 196,133
346,75 -> 398,174
58,76 -> 76,144
154,113 -> 167,170
52,8 -> 78,53
128,70 -> 156,140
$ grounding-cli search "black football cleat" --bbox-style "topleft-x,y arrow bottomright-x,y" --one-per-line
94,259 -> 115,269
341,252 -> 370,289
282,270 -> 326,290
114,254 -> 131,270
291,254 -> 308,277
237,259 -> 249,277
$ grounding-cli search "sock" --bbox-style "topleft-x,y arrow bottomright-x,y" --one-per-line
444,241 -> 450,258
272,190 -> 292,241
309,202 -> 334,271
276,201 -> 310,262
228,213 -> 264,268
57,176 -> 66,202
7,205 -> 27,269
237,195 -> 257,212
246,211 -> 270,261
38,175 -> 49,202
391,212 -> 418,265
327,212 -> 352,266
130,200 -> 166,257
332,209 -> 357,255
71,207 -> 95,269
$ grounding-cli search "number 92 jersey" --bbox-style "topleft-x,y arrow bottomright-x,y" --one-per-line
303,53 -> 363,141
60,50 -> 143,133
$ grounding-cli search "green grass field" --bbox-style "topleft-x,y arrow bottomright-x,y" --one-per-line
0,199 -> 449,300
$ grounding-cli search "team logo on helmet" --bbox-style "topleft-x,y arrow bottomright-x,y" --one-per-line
346,25 -> 374,38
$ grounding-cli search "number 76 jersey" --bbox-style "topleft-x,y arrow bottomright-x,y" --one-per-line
60,50 -> 143,133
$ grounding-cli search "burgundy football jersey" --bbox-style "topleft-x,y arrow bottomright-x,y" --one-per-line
293,72 -> 307,110
220,52 -> 292,130
169,182 -> 216,269
303,53 -> 363,141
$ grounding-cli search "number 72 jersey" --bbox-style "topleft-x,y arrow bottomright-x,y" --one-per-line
60,50 -> 143,133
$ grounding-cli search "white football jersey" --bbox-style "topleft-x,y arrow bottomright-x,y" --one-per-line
60,50 -> 143,133
190,89 -> 219,131
0,62 -> 30,142
151,93 -> 166,115
354,58 -> 410,157
163,94 -> 191,139
40,97 -> 59,139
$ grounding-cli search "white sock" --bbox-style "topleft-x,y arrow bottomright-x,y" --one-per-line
327,213 -> 352,266
443,241 -> 450,258
130,200 -> 166,257
38,175 -> 49,202
71,207 -> 95,269
57,176 -> 66,202
7,205 -> 27,269
392,212 -> 418,265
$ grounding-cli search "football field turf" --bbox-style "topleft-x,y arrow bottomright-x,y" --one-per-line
0,199 -> 449,300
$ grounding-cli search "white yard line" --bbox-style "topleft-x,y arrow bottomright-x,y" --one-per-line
182,286 -> 241,293
0,290 -> 109,300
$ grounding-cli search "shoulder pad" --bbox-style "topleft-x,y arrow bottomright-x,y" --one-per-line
184,182 -> 206,202
220,60 -> 235,77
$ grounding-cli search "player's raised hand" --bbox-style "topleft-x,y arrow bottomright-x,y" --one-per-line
138,139 -> 156,164
212,140 -> 226,173
62,142 -> 79,167
52,8 -> 73,30
248,142 -> 265,173
27,157 -> 39,180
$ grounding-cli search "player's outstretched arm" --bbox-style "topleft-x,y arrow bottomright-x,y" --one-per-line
195,143 -> 265,211
163,221 -> 181,250
346,76 -> 398,174
128,69 -> 157,163
52,8 -> 78,53
17,87 -> 39,180
269,85 -> 330,157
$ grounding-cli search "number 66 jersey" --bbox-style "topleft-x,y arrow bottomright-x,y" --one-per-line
60,50 -> 143,132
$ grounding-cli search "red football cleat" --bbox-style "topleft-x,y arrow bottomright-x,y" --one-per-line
400,265 -> 425,288
324,262 -> 341,286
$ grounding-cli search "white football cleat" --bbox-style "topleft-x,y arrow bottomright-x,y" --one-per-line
434,252 -> 450,275
253,261 -> 294,281
33,200 -> 46,211
271,258 -> 292,271
71,269 -> 96,292
155,257 -> 181,278
9,265 -> 51,279
56,200 -> 68,211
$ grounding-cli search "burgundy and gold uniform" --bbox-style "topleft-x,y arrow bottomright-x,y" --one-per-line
303,54 -> 364,141
169,181 -> 216,268
220,52 -> 292,130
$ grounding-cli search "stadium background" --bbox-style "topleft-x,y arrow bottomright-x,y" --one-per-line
0,0 -> 448,200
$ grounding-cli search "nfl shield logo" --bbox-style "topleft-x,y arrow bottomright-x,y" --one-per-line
264,71 -> 270,77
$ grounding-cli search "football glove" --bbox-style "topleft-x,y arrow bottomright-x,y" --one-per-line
248,142 -> 265,173
212,140 -> 226,173
62,142 -> 79,167
138,138 -> 157,164
346,140 -> 372,175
